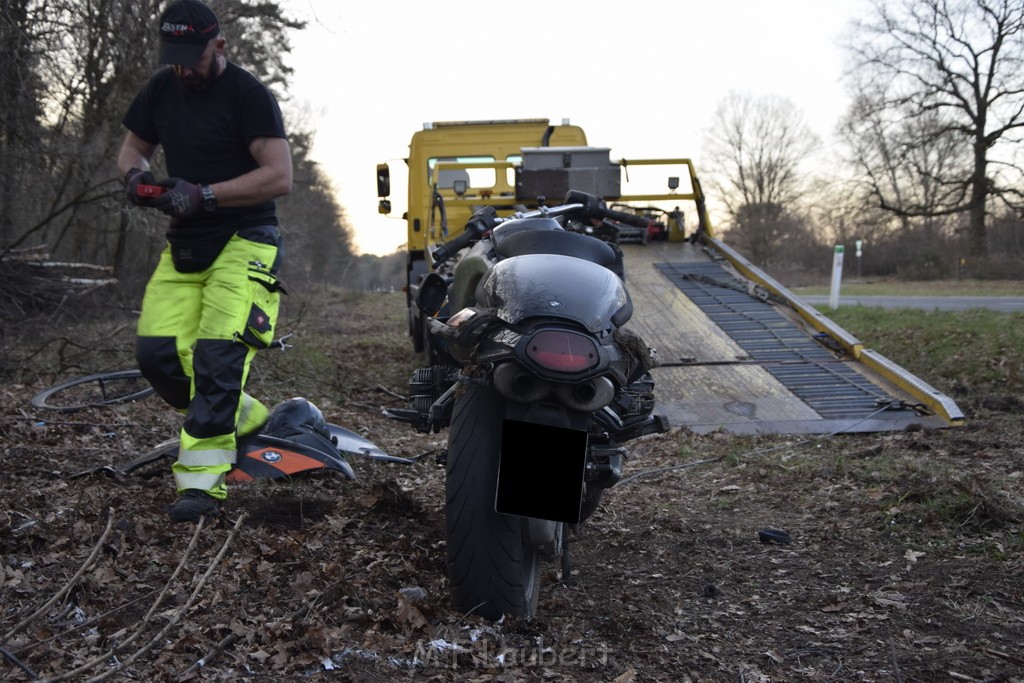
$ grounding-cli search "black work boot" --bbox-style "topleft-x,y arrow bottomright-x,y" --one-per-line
168,489 -> 220,523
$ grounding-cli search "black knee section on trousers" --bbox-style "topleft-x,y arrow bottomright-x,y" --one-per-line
136,336 -> 190,409
184,339 -> 249,438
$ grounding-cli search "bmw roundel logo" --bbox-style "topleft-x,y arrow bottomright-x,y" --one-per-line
261,450 -> 283,463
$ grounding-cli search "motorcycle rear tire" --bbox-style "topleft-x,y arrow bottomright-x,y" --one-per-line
579,486 -> 604,523
445,383 -> 540,620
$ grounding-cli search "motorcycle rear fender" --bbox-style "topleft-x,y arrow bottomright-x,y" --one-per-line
503,395 -> 589,431
524,517 -> 561,549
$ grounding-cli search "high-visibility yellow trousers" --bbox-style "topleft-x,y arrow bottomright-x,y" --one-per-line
136,230 -> 282,499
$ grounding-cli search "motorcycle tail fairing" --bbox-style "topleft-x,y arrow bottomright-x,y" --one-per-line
227,432 -> 355,482
479,253 -> 632,336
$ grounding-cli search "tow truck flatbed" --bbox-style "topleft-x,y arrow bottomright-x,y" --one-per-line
623,240 -> 963,434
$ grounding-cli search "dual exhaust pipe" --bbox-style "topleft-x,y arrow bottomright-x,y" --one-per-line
492,362 -> 614,412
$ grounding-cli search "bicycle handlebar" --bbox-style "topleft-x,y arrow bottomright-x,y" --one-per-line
268,333 -> 294,351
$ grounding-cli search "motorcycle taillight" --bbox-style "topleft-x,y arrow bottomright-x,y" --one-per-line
525,330 -> 599,372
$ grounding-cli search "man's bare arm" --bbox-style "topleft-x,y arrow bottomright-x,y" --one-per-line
117,131 -> 158,177
210,137 -> 293,206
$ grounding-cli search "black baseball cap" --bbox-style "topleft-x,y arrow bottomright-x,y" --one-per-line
158,0 -> 220,65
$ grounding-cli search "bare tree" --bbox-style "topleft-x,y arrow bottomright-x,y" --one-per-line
845,0 -> 1024,257
0,0 -> 52,251
840,93 -> 970,240
0,0 -> 357,303
0,0 -> 164,264
216,0 -> 303,91
703,92 -> 820,266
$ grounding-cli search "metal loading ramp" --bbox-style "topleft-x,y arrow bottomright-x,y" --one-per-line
620,241 -> 959,435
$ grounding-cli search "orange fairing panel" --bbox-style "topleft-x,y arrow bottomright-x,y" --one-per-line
226,447 -> 338,483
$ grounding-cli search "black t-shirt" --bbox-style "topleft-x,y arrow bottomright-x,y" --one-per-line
122,62 -> 287,259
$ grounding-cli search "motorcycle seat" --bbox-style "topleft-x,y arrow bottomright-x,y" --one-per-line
494,228 -> 618,270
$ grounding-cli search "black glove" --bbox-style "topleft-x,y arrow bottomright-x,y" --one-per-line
151,177 -> 203,218
123,167 -> 156,207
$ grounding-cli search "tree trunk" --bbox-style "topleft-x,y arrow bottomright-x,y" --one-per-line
967,139 -> 988,257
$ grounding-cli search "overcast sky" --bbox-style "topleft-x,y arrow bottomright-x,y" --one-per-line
279,0 -> 867,255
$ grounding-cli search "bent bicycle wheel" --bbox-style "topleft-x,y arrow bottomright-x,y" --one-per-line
31,369 -> 155,412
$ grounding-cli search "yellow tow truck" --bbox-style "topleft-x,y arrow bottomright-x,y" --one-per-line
376,119 -> 963,434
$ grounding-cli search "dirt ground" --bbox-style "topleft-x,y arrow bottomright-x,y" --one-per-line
1,290 -> 1022,682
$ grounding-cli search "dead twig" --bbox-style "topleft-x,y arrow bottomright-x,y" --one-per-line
291,572 -> 353,625
981,646 -> 1024,666
8,592 -> 155,658
0,510 -> 115,647
177,539 -> 346,677
85,513 -> 247,682
1,645 -> 38,680
181,632 -> 241,675
888,636 -> 904,683
39,517 -> 207,682
375,384 -> 407,400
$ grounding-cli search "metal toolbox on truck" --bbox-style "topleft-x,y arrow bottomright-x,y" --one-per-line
516,146 -> 621,200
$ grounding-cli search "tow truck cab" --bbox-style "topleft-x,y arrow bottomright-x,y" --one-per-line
377,119 -> 589,353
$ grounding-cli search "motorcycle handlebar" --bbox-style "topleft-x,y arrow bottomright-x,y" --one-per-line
431,229 -> 476,267
599,205 -> 651,228
432,206 -> 501,266
429,192 -> 648,266
563,189 -> 648,228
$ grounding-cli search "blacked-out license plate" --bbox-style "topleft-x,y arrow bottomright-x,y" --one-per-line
495,418 -> 587,524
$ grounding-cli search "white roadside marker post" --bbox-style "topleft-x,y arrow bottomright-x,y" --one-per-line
829,245 -> 845,309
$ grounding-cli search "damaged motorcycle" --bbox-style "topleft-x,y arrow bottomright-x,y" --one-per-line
387,190 -> 670,619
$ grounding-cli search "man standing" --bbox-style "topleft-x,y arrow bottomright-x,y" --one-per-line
117,0 -> 292,522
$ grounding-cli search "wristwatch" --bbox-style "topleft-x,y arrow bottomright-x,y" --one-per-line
200,184 -> 217,212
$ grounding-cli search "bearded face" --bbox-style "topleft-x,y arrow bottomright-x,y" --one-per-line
172,39 -> 223,94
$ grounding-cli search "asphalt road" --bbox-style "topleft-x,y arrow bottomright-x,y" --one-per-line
801,295 -> 1024,312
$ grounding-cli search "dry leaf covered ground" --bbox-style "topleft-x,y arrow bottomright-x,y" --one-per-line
1,289 -> 1022,682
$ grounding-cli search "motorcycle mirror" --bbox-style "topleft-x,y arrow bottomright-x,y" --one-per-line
417,272 -> 448,315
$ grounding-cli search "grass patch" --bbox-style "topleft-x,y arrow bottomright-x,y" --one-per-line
791,279 -> 1024,296
886,474 -> 1024,534
265,290 -> 415,402
824,307 -> 1024,398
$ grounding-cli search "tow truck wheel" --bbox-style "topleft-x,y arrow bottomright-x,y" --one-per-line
422,317 -> 435,365
409,308 -> 424,353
